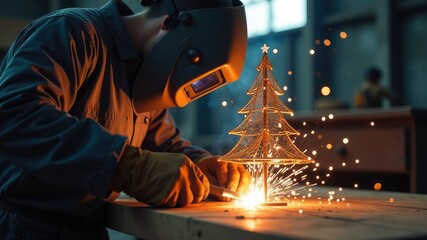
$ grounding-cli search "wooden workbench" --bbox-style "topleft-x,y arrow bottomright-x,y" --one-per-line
106,187 -> 427,240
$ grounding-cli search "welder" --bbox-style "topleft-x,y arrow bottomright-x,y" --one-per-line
0,0 -> 249,238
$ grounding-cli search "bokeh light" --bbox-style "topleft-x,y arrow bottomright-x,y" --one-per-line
323,39 -> 331,46
321,86 -> 331,96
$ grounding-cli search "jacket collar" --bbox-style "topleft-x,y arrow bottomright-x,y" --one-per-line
100,0 -> 139,60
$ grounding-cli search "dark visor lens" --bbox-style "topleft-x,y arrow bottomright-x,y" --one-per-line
185,71 -> 226,99
191,72 -> 221,94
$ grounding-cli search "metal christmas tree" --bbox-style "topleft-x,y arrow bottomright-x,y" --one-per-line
220,44 -> 314,203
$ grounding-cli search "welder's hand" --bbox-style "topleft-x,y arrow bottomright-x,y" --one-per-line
196,156 -> 251,201
111,145 -> 210,207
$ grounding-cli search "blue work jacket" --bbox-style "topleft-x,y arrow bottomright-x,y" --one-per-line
0,0 -> 209,238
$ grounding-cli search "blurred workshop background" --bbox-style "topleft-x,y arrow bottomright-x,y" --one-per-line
2,0 -> 427,239
1,0 -> 427,197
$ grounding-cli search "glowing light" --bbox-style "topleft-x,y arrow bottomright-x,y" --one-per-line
323,39 -> 331,46
237,164 -> 315,207
238,189 -> 264,208
326,144 -> 332,149
370,121 -> 375,126
340,31 -> 348,39
315,163 -> 320,167
354,183 -> 359,188
355,159 -> 360,164
339,187 -> 343,191
273,48 -> 278,54
312,150 -> 317,155
328,166 -> 333,171
222,101 -> 228,107
321,117 -> 326,121
374,183 -> 382,191
321,86 -> 331,96
389,197 -> 395,203
298,209 -> 303,214
303,122 -> 306,126
311,130 -> 315,134
287,98 -> 292,102
288,71 -> 293,75
342,162 -> 346,167
283,85 -> 288,91
343,138 -> 349,144
309,49 -> 315,55
328,114 -> 334,119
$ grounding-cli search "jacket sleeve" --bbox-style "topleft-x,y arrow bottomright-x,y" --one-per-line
141,109 -> 211,162
0,16 -> 127,198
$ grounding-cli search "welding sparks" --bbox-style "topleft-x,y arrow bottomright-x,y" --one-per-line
374,183 -> 382,191
237,164 -> 317,207
323,39 -> 331,46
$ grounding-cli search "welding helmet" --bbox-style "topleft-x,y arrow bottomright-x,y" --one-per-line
132,0 -> 247,113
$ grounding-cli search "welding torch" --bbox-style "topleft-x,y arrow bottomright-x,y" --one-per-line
209,184 -> 242,200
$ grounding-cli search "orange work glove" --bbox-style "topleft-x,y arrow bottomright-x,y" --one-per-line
111,145 -> 209,207
196,156 -> 251,201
